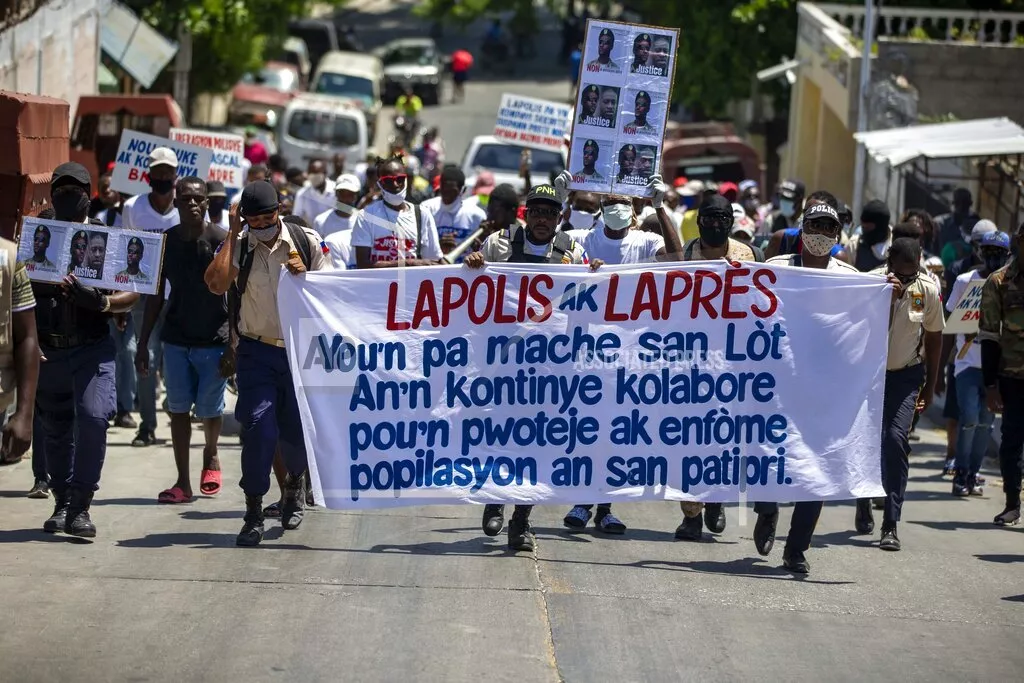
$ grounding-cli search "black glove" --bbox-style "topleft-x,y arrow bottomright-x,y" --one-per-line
62,276 -> 107,312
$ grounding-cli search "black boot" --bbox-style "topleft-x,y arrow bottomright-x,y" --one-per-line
753,510 -> 779,556
236,495 -> 265,546
507,506 -> 535,551
855,498 -> 875,535
281,474 -> 306,531
704,503 -> 727,534
64,489 -> 96,538
43,492 -> 68,533
674,514 -> 703,541
482,504 -> 505,536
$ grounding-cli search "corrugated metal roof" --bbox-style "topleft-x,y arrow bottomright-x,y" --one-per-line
855,118 -> 1024,167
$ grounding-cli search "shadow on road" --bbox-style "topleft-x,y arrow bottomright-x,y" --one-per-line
975,553 -> 1024,564
0,528 -> 71,544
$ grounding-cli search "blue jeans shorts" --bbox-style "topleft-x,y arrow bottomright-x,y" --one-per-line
163,343 -> 228,418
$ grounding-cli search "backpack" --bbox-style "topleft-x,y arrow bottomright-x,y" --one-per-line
683,238 -> 764,262
509,224 -> 573,264
228,217 -> 312,339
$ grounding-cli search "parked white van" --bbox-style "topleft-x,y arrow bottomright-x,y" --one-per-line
310,51 -> 383,141
277,94 -> 368,170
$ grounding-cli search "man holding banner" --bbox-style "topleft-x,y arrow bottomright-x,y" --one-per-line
464,182 -> 592,550
756,196 -> 861,573
560,172 -> 683,535
204,182 -> 329,547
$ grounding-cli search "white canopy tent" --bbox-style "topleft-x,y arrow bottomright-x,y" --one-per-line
854,118 -> 1024,219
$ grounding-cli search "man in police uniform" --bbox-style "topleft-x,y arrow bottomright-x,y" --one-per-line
0,232 -> 39,466
979,220 -> 1024,527
36,162 -> 140,538
855,237 -> 944,550
464,183 -> 592,551
204,180 -> 329,546
587,28 -> 621,72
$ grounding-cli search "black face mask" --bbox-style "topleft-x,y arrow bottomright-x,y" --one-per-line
983,253 -> 1008,273
208,199 -> 226,215
149,177 -> 175,195
698,215 -> 732,248
51,187 -> 90,221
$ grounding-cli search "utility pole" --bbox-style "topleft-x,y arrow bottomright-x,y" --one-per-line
852,0 -> 875,216
171,23 -> 192,120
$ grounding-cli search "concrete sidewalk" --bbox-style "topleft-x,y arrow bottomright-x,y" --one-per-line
0,412 -> 1021,682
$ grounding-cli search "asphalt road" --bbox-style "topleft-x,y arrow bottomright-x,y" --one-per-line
2,3 -> 1023,682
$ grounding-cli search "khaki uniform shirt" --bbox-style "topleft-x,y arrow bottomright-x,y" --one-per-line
1,238 -> 36,410
231,222 -> 328,341
978,259 -> 1024,379
871,266 -> 945,370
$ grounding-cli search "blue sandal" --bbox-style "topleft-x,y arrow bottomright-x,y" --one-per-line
596,511 -> 626,534
563,506 -> 592,529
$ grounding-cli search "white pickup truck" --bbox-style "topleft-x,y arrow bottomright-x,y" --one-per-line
461,135 -> 568,193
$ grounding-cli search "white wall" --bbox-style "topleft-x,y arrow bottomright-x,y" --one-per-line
0,0 -> 104,118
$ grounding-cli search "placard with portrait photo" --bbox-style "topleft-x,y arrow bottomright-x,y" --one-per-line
569,136 -> 615,188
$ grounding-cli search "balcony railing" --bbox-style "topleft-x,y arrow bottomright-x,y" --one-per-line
817,2 -> 1024,45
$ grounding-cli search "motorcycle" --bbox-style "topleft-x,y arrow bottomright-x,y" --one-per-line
390,114 -> 420,151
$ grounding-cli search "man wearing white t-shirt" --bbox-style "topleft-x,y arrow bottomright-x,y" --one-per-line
420,166 -> 486,262
121,147 -> 181,447
293,159 -> 336,225
314,173 -> 361,238
561,174 -> 683,537
941,230 -> 1011,497
352,157 -> 442,267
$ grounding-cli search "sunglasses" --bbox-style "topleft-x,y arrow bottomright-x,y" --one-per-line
379,174 -> 408,185
528,206 -> 561,219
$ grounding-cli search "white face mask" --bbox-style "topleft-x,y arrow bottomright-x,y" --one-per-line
568,209 -> 596,230
602,203 -> 633,231
309,173 -> 326,187
248,223 -> 279,243
378,182 -> 407,206
802,233 -> 836,257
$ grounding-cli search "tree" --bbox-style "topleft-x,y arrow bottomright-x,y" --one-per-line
123,0 -> 347,96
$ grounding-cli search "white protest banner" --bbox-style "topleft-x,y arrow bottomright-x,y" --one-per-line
944,280 -> 985,335
279,263 -> 890,510
169,127 -> 245,190
494,94 -> 571,152
109,129 -> 213,196
567,20 -> 678,197
18,217 -> 165,295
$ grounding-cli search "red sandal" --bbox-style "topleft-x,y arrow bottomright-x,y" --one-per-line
200,469 -> 222,496
158,486 -> 193,504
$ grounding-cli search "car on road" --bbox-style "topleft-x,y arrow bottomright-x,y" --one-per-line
277,94 -> 368,172
228,61 -> 302,129
375,37 -> 444,105
461,135 -> 568,193
310,51 -> 383,142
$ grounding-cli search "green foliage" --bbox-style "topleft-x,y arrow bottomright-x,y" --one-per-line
122,0 -> 347,95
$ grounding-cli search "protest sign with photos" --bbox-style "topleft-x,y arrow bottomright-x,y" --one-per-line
109,129 -> 213,196
17,217 -> 166,295
568,20 -> 678,197
493,94 -> 571,152
169,127 -> 245,190
279,263 -> 890,510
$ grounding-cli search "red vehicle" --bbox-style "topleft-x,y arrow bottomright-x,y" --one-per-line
69,95 -> 184,191
228,61 -> 302,129
661,121 -> 761,187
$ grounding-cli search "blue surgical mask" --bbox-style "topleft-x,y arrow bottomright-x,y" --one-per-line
779,199 -> 796,217
247,221 -> 279,242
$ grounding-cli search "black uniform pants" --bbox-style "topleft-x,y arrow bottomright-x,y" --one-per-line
998,376 -> 1024,507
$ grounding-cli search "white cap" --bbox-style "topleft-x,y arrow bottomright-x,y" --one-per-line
731,202 -> 746,222
335,173 -> 361,193
149,147 -> 178,169
971,219 -> 997,242
680,179 -> 704,198
732,215 -> 755,238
